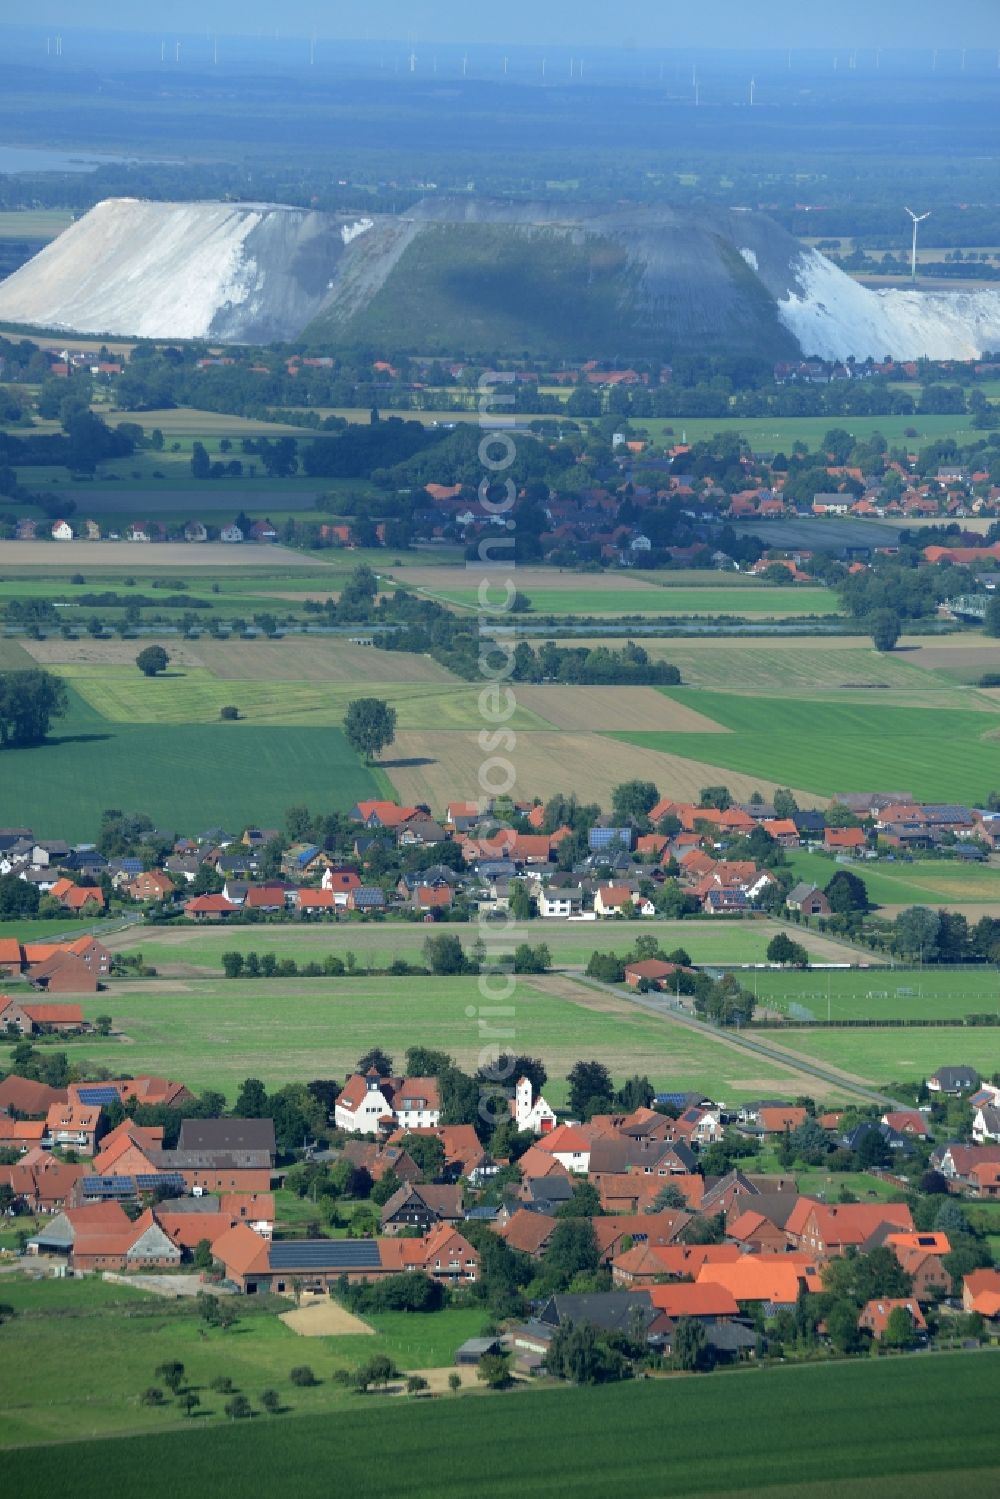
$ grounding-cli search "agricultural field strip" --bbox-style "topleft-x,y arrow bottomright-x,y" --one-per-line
614,690 -> 1000,804
382,727 -> 828,812
430,586 -> 840,616
0,687 -> 388,841
5,1339 -> 995,1490
46,665 -> 555,730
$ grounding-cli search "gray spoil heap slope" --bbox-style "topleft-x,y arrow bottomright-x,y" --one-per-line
307,200 -> 807,360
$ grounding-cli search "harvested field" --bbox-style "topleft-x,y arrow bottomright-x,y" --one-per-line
514,684 -> 728,732
383,728 -> 825,811
280,1302 -> 375,1338
195,639 -> 455,684
547,635 -> 988,707
0,541 -> 323,568
22,637 -> 207,668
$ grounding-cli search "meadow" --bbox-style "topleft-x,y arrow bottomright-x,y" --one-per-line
103,917 -> 870,975
785,849 -> 1000,911
52,975 -> 847,1104
767,1026 -> 1000,1089
0,1273 -> 485,1447
0,686 -> 388,840
614,690 -> 1000,805
753,965 -> 1000,1022
6,1352 -> 998,1496
48,664 -> 551,731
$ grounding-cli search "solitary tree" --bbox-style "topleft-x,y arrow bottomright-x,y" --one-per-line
447,1372 -> 462,1393
344,697 -> 397,762
136,645 -> 170,677
766,933 -> 809,967
870,609 -> 901,652
178,1390 -> 201,1418
225,1394 -> 253,1420
260,1388 -> 282,1414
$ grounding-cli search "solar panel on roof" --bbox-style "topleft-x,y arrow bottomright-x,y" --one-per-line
268,1239 -> 382,1270
77,1085 -> 121,1106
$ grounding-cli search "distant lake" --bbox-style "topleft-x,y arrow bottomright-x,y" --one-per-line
0,145 -> 137,174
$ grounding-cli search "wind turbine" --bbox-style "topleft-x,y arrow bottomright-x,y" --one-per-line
905,207 -> 931,282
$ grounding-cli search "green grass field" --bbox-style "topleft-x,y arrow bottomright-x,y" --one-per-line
6,1352 -> 998,1495
785,849 -> 1000,911
0,1273 -> 485,1447
51,665 -> 550,731
0,209 -> 72,239
614,690 -> 1000,804
754,965 -> 1000,1022
44,975 -> 847,1104
768,1026 -> 1000,1088
0,687 -> 387,839
103,918 -> 869,975
434,586 -> 840,617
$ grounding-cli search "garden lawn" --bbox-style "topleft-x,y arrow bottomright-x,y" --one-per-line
754,965 -> 1000,1022
0,687 -> 388,839
105,918 -> 871,974
5,1352 -> 999,1495
53,976 -> 848,1104
613,690 -> 1000,804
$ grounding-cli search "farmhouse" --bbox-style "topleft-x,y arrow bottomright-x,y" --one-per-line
214,1222 -> 480,1293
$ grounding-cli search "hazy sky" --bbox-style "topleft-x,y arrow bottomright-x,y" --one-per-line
15,1 -> 1000,50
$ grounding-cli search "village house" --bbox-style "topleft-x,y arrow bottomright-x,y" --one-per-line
334,1072 -> 441,1134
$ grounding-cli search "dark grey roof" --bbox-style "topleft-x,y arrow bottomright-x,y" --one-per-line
268,1239 -> 382,1271
538,1291 -> 659,1336
177,1118 -> 276,1155
152,1149 -> 273,1170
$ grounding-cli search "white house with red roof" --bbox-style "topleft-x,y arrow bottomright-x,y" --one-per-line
334,1072 -> 441,1134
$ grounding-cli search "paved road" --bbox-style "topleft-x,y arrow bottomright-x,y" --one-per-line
571,974 -> 906,1109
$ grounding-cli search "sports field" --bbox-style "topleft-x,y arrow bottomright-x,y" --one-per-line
0,687 -> 387,840
614,690 -> 1000,805
6,1352 -> 998,1496
102,918 -> 870,975
754,965 -> 1000,1022
63,975 -> 849,1103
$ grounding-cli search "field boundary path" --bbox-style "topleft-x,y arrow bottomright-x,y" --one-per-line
572,975 -> 907,1109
